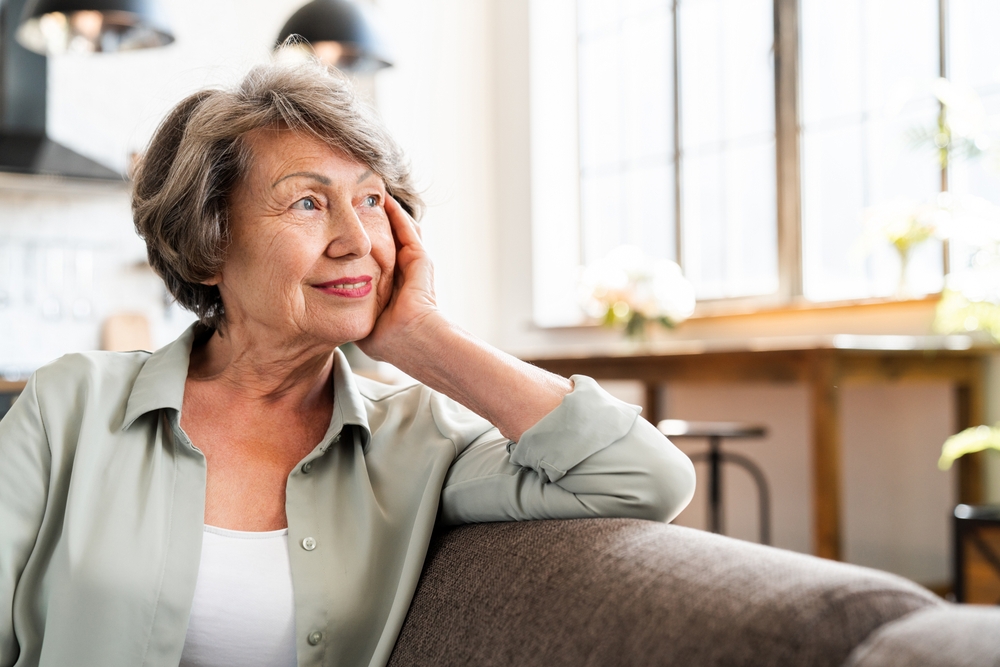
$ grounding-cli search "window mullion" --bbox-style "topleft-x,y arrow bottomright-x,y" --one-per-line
939,0 -> 951,275
672,0 -> 683,269
775,0 -> 802,301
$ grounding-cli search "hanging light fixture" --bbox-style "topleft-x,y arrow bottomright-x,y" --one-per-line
15,0 -> 174,55
275,0 -> 392,73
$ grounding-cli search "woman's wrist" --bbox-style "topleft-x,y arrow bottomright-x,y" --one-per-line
377,312 -> 463,379
372,313 -> 571,441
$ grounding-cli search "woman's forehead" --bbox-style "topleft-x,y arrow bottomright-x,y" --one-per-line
243,127 -> 376,186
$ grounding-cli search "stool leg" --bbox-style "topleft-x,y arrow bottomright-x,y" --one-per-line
721,452 -> 772,546
709,436 -> 722,534
955,514 -> 965,603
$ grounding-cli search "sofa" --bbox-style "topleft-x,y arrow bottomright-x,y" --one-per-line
387,519 -> 1000,666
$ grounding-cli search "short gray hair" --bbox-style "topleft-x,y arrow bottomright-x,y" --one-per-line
131,60 -> 423,329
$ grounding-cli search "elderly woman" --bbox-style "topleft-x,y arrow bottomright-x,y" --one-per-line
0,62 -> 694,667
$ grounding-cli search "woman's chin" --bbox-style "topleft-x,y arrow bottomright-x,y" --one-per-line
317,319 -> 375,347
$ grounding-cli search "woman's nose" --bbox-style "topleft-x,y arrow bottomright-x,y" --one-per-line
325,200 -> 372,259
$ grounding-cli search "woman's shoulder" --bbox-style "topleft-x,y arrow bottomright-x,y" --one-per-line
33,349 -> 152,388
29,350 -> 155,420
3,350 -> 158,459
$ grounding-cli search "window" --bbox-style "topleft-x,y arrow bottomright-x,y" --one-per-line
800,0 -> 941,301
574,0 -> 777,300
529,0 -> 1000,325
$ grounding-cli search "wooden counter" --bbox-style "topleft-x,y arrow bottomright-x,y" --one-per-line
524,334 -> 992,561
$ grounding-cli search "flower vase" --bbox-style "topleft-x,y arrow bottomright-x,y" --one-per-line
895,245 -> 912,300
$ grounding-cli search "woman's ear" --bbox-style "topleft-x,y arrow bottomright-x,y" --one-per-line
201,273 -> 222,286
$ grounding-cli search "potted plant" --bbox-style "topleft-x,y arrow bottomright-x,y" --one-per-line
578,245 -> 695,340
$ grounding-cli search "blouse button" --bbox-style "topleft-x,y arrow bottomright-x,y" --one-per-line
302,536 -> 317,551
308,630 -> 324,645
301,461 -> 313,474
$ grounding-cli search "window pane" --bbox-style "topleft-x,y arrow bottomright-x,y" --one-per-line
577,0 -> 675,264
678,0 -> 777,298
801,0 -> 941,301
578,32 -> 622,170
947,0 -> 1000,273
581,170 -> 624,262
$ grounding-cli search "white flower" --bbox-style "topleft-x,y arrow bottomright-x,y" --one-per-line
579,245 -> 695,325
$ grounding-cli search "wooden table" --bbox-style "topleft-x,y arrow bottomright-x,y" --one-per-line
524,334 -> 993,561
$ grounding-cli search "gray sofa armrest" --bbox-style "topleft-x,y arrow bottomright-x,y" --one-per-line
389,519 -> 942,667
844,606 -> 1000,667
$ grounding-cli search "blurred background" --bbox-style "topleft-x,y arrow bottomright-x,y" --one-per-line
3,0 -> 1000,598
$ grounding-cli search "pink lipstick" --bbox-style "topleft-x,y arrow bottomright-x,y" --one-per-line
313,275 -> 373,298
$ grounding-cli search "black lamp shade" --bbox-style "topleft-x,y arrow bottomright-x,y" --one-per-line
276,0 -> 392,73
16,0 -> 174,55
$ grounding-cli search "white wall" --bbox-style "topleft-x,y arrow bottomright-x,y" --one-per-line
0,177 -> 193,374
375,0 -> 500,341
841,382 -> 956,584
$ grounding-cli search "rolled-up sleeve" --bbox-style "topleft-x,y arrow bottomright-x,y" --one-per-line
0,374 -> 50,667
437,375 -> 695,526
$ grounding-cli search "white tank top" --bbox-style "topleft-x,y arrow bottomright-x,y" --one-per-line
179,525 -> 298,667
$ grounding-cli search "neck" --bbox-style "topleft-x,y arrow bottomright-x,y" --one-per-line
187,324 -> 336,410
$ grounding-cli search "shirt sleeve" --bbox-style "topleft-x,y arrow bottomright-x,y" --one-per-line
0,374 -> 50,667
436,375 -> 696,526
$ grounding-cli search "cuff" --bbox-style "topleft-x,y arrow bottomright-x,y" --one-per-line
508,375 -> 641,483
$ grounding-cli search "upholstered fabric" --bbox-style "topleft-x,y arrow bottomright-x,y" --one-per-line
388,519 -> 942,667
844,605 -> 1000,667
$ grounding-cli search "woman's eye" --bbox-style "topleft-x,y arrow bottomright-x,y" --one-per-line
291,197 -> 317,211
363,195 -> 379,208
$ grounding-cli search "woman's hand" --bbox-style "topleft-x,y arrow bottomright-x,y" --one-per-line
356,196 -> 441,362
357,197 -> 571,441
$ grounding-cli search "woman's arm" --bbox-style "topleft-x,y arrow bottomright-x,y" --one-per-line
357,196 -> 570,442
434,376 -> 697,525
369,315 -> 570,442
0,374 -> 50,667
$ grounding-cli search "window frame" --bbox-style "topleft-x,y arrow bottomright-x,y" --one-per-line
528,0 -> 964,327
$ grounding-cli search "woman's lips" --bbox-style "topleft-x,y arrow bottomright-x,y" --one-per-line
313,276 -> 373,298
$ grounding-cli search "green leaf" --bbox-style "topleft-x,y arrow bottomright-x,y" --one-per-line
940,424 -> 1000,470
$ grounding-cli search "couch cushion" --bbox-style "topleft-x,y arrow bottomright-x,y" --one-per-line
388,519 -> 942,667
844,605 -> 1000,667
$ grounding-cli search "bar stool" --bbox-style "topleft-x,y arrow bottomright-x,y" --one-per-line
953,504 -> 1000,604
658,419 -> 771,545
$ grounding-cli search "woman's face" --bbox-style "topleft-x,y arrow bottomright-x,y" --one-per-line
214,127 -> 395,348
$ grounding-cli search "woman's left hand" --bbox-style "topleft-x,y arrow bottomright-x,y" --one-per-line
356,196 -> 440,362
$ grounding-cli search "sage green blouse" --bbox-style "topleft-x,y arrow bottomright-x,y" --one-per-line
0,325 -> 695,667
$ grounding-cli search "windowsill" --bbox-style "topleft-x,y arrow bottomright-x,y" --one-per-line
511,293 -> 960,360
509,293 -> 991,362
688,293 -> 943,321
532,294 -> 943,332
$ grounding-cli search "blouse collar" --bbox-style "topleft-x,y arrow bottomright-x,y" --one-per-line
122,324 -> 372,450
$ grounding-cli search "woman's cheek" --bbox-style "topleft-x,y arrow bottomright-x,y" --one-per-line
376,266 -> 394,312
366,211 -> 395,312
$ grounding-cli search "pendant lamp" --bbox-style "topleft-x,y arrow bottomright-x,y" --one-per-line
16,0 -> 174,55
276,0 -> 391,73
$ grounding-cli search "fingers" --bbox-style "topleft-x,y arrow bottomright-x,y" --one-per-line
385,195 -> 422,247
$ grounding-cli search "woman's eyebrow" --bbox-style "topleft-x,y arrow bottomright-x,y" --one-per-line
272,171 -> 332,188
356,169 -> 374,184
